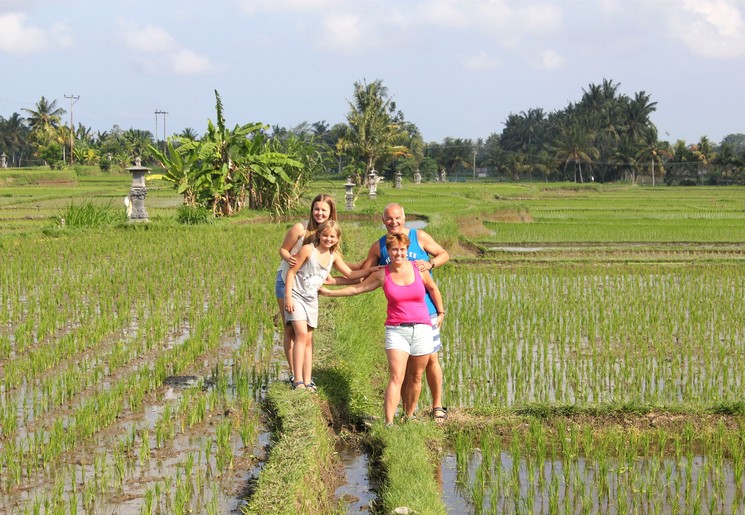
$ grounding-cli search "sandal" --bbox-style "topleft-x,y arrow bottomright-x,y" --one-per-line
432,407 -> 448,423
306,383 -> 318,393
292,381 -> 306,390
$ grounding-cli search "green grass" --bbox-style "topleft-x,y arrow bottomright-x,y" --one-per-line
243,383 -> 340,514
3,178 -> 745,513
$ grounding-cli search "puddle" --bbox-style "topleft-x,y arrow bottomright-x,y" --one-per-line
488,246 -> 545,252
233,428 -> 273,511
335,442 -> 376,512
442,449 -> 745,514
405,220 -> 428,229
439,453 -> 475,514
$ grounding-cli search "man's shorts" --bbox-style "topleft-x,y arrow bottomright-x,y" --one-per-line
385,324 -> 434,356
431,314 -> 442,353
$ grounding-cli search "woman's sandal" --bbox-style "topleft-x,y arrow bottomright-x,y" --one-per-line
432,407 -> 448,423
306,383 -> 317,393
292,381 -> 306,390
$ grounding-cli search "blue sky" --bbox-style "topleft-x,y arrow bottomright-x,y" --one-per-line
1,0 -> 744,145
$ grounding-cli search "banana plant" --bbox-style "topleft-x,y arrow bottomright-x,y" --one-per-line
150,90 -> 303,215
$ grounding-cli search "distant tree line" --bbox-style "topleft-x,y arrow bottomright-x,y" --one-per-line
2,79 -> 745,212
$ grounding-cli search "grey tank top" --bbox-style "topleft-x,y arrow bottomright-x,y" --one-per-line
292,246 -> 335,301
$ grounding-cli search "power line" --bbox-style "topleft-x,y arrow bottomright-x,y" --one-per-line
64,94 -> 79,164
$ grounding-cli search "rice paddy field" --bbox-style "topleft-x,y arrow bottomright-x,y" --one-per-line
1,170 -> 744,514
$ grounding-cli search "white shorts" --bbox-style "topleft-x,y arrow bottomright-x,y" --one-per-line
385,324 -> 434,356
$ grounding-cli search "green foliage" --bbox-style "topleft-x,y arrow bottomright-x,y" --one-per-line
53,200 -> 123,228
338,79 -> 409,184
150,90 -> 304,216
38,142 -> 65,169
176,204 -> 213,225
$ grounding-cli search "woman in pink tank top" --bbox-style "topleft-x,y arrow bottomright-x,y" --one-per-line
320,232 -> 445,425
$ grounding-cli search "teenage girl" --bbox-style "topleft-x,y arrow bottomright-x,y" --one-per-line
276,194 -> 336,383
284,220 -> 378,391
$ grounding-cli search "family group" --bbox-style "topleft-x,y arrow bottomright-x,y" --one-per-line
274,194 -> 450,425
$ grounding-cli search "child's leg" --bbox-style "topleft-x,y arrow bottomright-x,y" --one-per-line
291,320 -> 308,387
277,298 -> 294,375
303,328 -> 314,385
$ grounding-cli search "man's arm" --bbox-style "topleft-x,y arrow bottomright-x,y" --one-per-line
415,230 -> 449,272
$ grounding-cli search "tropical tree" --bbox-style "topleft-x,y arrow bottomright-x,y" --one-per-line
552,125 -> 599,182
338,79 -> 408,184
712,143 -> 742,182
636,130 -> 671,186
425,138 -> 474,178
178,127 -> 199,141
122,128 -> 155,163
609,135 -> 639,183
22,96 -> 66,147
0,113 -> 32,166
622,91 -> 658,142
151,90 -> 303,216
690,136 -> 716,184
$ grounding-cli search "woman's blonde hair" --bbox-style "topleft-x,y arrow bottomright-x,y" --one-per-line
303,194 -> 337,244
315,220 -> 343,256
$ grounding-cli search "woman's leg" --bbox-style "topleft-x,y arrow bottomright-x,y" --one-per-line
291,320 -> 308,388
403,354 -> 430,418
277,298 -> 294,376
384,349 -> 410,424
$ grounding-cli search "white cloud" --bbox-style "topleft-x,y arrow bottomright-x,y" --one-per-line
532,48 -> 564,70
318,12 -> 369,50
0,12 -> 71,54
418,0 -> 470,28
238,0 -> 346,15
473,1 -> 562,35
170,49 -> 213,75
121,23 -> 176,53
119,20 -> 215,75
668,0 -> 745,59
462,50 -> 500,71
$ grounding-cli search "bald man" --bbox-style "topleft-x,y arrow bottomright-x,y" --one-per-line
361,203 -> 450,422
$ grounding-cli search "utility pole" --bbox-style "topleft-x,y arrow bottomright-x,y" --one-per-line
155,110 -> 168,152
64,94 -> 80,165
473,143 -> 478,181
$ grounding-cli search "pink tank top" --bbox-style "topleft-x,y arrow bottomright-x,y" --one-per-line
383,262 -> 432,326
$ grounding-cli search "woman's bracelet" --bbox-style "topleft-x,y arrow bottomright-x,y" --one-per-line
437,311 -> 445,315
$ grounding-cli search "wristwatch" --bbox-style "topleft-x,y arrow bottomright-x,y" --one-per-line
429,258 -> 436,269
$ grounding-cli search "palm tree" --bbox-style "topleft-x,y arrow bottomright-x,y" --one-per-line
712,144 -> 742,182
690,136 -> 716,184
636,130 -> 671,186
609,135 -> 639,183
122,128 -> 155,162
338,79 -> 407,184
0,113 -> 31,166
22,96 -> 66,145
552,125 -> 599,182
178,127 -> 199,141
623,91 -> 657,142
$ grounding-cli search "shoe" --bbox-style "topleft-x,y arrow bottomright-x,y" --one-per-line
432,407 -> 448,423
292,381 -> 306,390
